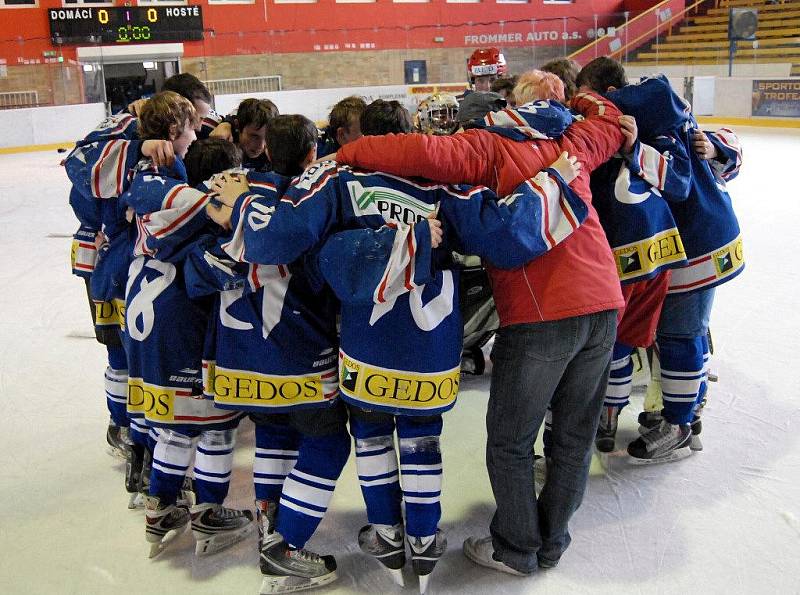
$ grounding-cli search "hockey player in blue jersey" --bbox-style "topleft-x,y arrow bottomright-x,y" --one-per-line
579,59 -> 744,463
209,103 -> 590,592
64,73 -> 221,469
209,98 -> 279,171
189,115 -> 352,594
575,59 -> 694,454
121,92 -> 254,558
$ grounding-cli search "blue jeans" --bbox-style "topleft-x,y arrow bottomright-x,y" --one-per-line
486,310 -> 617,574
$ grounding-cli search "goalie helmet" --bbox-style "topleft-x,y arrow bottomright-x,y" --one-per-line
467,48 -> 507,83
417,93 -> 460,135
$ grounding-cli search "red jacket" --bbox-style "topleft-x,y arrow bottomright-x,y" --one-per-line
337,92 -> 626,326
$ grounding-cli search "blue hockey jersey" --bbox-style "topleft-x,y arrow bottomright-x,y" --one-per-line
64,113 -> 142,332
608,76 -> 744,293
185,171 -> 341,415
590,84 -> 692,284
221,161 -> 588,415
122,159 -> 240,429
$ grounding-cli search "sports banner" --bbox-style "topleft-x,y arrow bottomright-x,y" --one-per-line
752,80 -> 800,118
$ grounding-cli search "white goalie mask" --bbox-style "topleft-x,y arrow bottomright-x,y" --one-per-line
417,93 -> 460,136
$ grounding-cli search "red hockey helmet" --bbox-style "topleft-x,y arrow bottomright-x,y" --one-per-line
467,48 -> 507,81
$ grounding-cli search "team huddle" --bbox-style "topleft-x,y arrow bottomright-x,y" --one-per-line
64,50 -> 744,595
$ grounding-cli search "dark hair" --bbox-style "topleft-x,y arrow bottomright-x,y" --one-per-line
329,96 -> 367,135
575,57 -> 628,94
184,138 -> 243,187
540,58 -> 580,100
139,91 -> 199,141
266,115 -> 318,176
490,76 -> 517,97
236,98 -> 279,131
360,100 -> 413,136
162,73 -> 212,105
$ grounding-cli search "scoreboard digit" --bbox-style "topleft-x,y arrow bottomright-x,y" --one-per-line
48,6 -> 204,45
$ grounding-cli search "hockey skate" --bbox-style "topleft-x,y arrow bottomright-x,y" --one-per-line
144,495 -> 190,558
259,534 -> 338,594
177,475 -> 196,508
595,406 -> 620,453
125,444 -> 150,510
627,419 -> 692,464
638,408 -> 704,451
190,503 -> 254,555
358,524 -> 406,587
409,529 -> 447,594
107,421 -> 131,460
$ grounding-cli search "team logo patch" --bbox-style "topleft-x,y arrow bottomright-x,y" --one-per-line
341,364 -> 359,393
618,250 -> 642,275
716,251 -> 733,273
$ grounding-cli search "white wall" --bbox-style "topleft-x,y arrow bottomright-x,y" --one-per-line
0,103 -> 106,149
215,85 -> 417,123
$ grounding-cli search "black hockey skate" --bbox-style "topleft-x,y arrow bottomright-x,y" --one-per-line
144,495 -> 190,558
126,443 -> 146,509
190,503 -> 254,555
595,406 -> 620,453
628,420 -> 692,464
107,421 -> 130,460
259,536 -> 338,594
638,409 -> 704,451
409,529 -> 447,595
358,524 -> 406,587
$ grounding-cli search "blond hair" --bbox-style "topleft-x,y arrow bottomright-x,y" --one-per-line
138,91 -> 199,140
513,70 -> 566,105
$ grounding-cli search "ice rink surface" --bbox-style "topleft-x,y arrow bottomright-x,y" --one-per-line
0,125 -> 798,595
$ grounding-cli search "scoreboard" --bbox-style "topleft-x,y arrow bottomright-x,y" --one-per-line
48,6 -> 204,45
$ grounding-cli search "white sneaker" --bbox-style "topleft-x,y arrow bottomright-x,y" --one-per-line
462,536 -> 527,576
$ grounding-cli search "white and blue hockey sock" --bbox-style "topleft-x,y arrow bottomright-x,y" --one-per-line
277,430 -> 350,548
128,415 -> 150,449
150,428 -> 194,506
194,429 -> 236,505
603,343 -> 635,409
658,335 -> 705,426
351,415 -> 403,528
397,415 -> 443,539
254,422 -> 299,503
106,345 -> 129,428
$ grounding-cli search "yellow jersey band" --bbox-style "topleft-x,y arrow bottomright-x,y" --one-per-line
95,298 -> 126,330
128,377 -> 239,425
211,365 -> 335,409
614,227 -> 686,282
339,351 -> 460,412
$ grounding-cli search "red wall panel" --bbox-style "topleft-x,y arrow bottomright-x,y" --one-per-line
1,0 -> 626,64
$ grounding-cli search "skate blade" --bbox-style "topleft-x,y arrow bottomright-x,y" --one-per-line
107,445 -> 128,461
147,523 -> 189,559
194,521 -> 255,556
690,435 -> 703,451
418,573 -> 430,594
385,566 -> 405,587
259,570 -> 338,594
627,448 -> 693,465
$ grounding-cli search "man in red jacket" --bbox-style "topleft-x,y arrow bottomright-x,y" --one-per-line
336,91 -> 625,575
